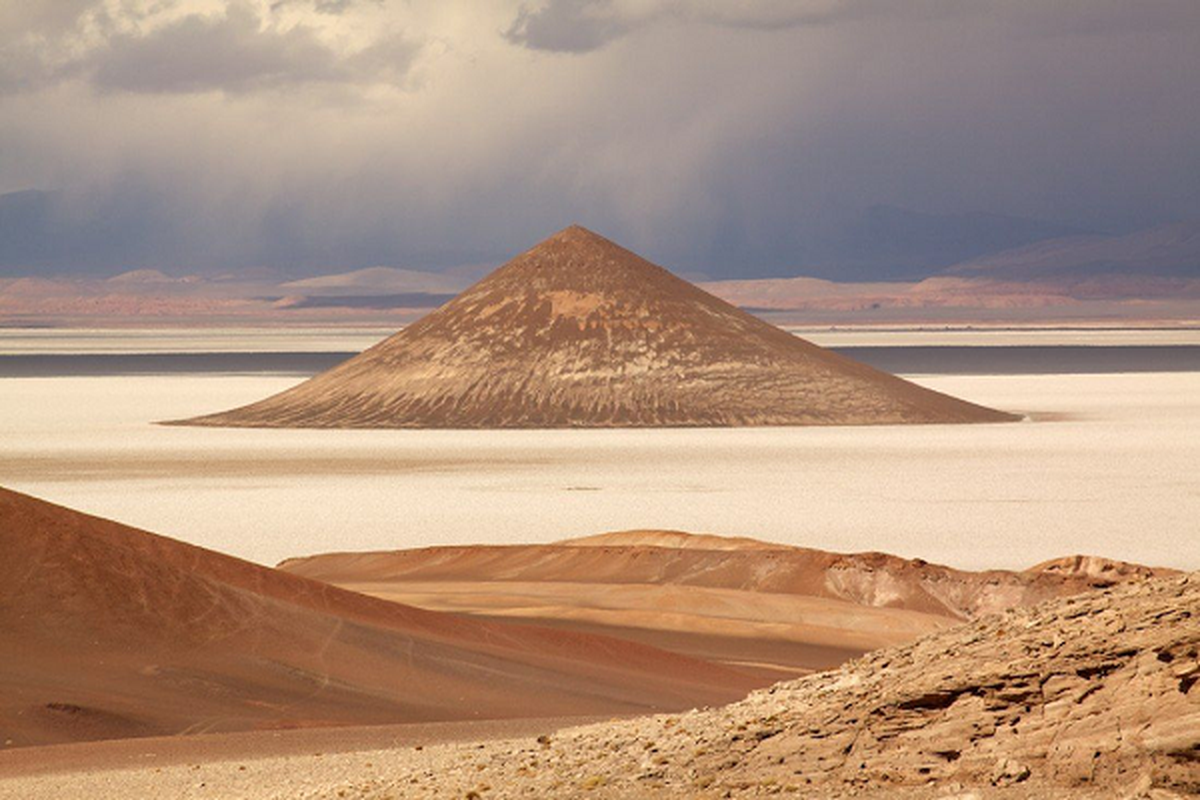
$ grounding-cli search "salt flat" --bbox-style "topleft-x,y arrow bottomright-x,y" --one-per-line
1,361 -> 1196,571
2,325 -> 1198,354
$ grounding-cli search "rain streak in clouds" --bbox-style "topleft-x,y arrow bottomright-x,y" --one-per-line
0,0 -> 1198,278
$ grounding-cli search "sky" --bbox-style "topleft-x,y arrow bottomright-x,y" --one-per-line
1,0 -> 1198,280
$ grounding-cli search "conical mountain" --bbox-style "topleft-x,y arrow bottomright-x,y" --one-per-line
181,226 -> 1016,428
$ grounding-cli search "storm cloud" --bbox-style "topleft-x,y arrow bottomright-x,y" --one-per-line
503,0 -> 961,53
0,0 -> 1197,278
0,1 -> 418,95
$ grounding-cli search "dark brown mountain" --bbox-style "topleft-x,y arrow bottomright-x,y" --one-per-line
0,488 -> 754,748
176,226 -> 1015,428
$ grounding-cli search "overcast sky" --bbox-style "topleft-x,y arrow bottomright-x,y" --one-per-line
1,0 -> 1198,279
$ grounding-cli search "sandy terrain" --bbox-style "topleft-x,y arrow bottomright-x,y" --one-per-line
0,489 -> 756,749
278,531 -> 1171,677
180,226 -> 1013,428
4,572 -> 1194,799
0,716 -> 604,780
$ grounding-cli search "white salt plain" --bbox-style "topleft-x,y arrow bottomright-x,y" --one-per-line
1,343 -> 1197,571
3,326 -> 1200,354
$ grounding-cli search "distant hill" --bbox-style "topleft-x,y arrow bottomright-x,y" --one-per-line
946,220 -> 1200,282
280,531 -> 1172,678
796,205 -> 1092,281
178,225 -> 1015,428
280,266 -> 467,296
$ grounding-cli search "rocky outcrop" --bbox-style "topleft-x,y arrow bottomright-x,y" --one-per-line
1029,554 -> 1167,584
302,572 -> 1200,799
702,572 -> 1200,795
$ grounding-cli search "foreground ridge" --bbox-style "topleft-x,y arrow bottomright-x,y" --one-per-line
300,572 -> 1199,798
0,488 -> 756,748
177,225 -> 1016,428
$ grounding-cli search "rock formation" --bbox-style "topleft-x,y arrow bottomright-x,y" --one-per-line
301,571 -> 1200,798
178,226 -> 1016,428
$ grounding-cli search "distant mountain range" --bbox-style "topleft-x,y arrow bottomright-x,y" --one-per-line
701,219 -> 1200,316
947,220 -> 1200,282
2,205 -> 1197,325
0,188 -> 1110,283
279,267 -> 468,296
795,205 -> 1094,281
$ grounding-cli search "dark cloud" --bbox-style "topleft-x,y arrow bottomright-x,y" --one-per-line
0,0 -> 98,92
0,0 -> 98,37
503,1 -> 1200,55
504,0 -> 630,53
90,5 -> 415,94
92,7 -> 335,93
269,0 -> 382,16
0,1 -> 417,96
502,0 -> 960,53
314,0 -> 364,13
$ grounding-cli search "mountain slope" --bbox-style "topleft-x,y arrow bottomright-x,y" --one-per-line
177,226 -> 1015,428
0,489 -> 755,748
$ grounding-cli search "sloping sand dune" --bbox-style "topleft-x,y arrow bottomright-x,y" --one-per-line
280,530 -> 1172,677
0,489 -> 756,748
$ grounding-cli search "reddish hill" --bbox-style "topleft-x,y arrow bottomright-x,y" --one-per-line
0,489 -> 755,748
278,531 -> 1173,679
177,225 -> 1015,428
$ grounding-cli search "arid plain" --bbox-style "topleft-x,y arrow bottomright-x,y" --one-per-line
1,331 -> 1196,569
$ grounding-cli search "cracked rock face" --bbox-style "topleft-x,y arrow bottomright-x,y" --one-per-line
721,575 -> 1199,794
306,573 -> 1199,799
178,225 -> 1016,429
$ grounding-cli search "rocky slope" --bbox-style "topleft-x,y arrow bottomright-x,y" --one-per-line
295,571 -> 1200,799
177,225 -> 1015,428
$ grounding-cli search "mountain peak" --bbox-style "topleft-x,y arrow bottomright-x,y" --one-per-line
557,222 -> 598,237
523,224 -> 615,256
498,224 -> 660,281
